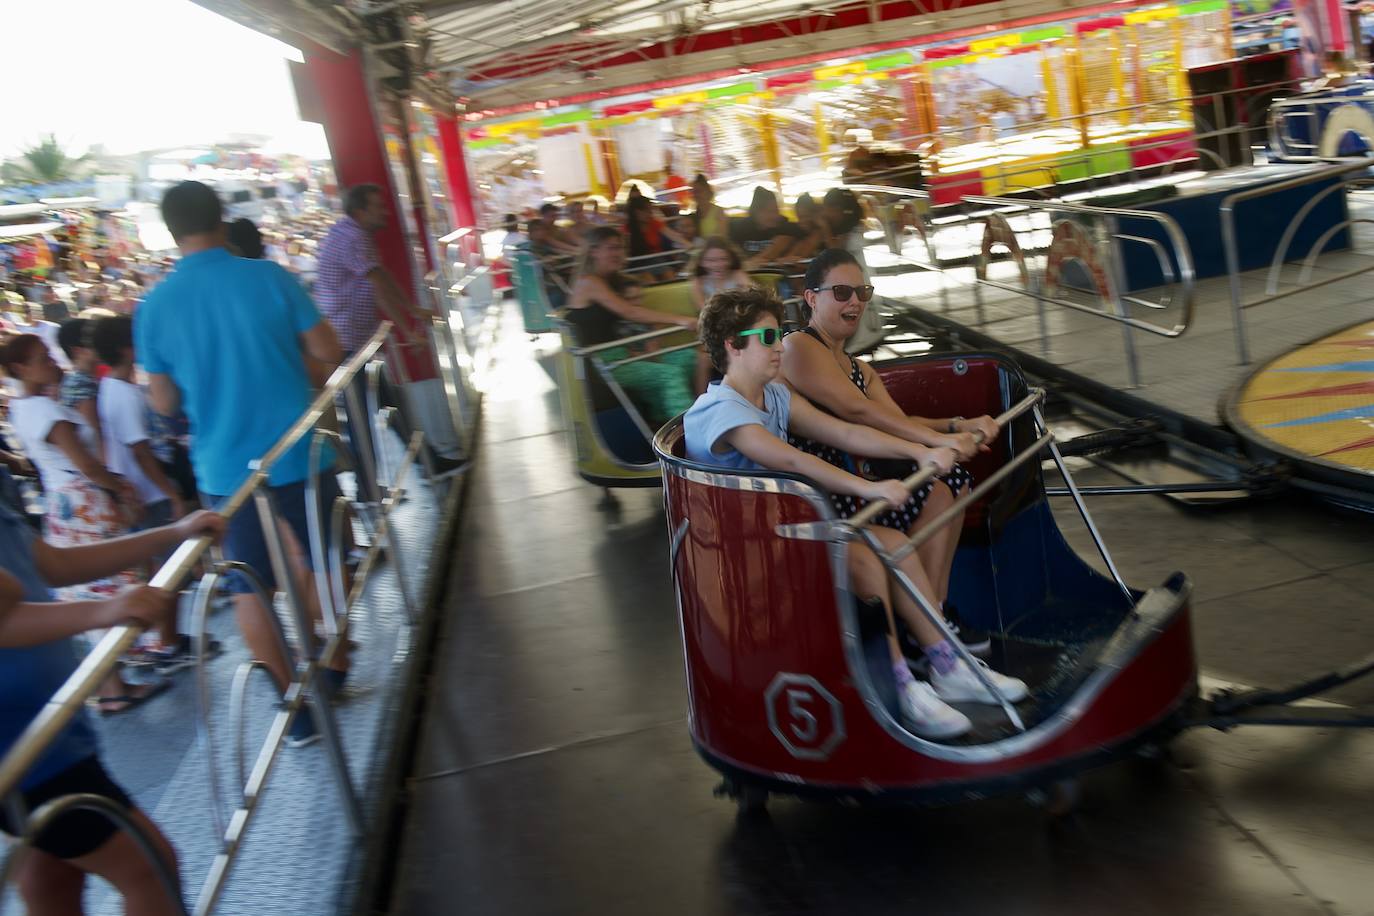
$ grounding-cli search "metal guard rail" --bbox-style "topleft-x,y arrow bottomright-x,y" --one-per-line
846,183 -> 1198,341
0,323 -> 391,801
960,194 -> 1197,338
1220,158 -> 1374,364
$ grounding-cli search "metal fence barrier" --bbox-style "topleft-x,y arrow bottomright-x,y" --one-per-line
1220,157 -> 1374,364
847,183 -> 1197,388
0,291 -> 480,914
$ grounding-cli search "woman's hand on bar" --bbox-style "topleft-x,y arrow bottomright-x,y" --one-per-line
916,445 -> 959,475
957,415 -> 1000,445
866,479 -> 911,508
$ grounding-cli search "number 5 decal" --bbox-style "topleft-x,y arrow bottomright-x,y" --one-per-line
765,673 -> 845,761
787,689 -> 819,743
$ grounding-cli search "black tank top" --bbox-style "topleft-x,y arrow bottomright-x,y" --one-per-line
566,274 -> 630,348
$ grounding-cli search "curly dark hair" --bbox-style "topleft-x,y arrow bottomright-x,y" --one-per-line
699,286 -> 784,372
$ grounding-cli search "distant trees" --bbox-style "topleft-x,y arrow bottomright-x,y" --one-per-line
1,135 -> 91,185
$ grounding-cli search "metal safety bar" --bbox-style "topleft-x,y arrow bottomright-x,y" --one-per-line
1220,158 -> 1374,364
572,323 -> 692,356
833,387 -> 1140,737
888,429 -> 1055,566
605,339 -> 702,371
847,389 -> 1046,530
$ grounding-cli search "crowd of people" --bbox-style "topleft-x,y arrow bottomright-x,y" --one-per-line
0,176 -> 464,914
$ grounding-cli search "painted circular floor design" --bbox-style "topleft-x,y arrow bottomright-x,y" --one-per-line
1229,319 -> 1374,474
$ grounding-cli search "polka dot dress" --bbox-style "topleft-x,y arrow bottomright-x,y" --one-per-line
788,328 -> 972,530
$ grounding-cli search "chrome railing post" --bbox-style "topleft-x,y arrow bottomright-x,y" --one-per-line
248,479 -> 363,839
1034,404 -> 1133,603
1221,199 -> 1251,364
1106,214 -> 1142,388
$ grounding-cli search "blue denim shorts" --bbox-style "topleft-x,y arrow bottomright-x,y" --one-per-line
200,475 -> 342,595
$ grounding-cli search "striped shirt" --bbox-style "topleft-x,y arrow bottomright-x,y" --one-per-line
315,216 -> 381,353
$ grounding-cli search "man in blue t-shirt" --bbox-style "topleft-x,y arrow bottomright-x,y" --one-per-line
0,467 -> 223,914
135,181 -> 346,747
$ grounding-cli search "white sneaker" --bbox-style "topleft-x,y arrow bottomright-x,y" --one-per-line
898,680 -> 972,739
930,658 -> 1029,704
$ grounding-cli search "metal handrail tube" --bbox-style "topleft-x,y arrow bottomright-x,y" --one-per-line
846,390 -> 1044,530
0,324 -> 391,803
604,339 -> 701,370
953,193 -> 1194,338
1264,176 -> 1366,293
1220,160 -> 1374,362
1036,404 -> 1132,603
572,323 -> 691,356
889,429 -> 1055,565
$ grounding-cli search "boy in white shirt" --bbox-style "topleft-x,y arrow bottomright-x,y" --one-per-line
91,316 -> 185,525
92,316 -> 203,670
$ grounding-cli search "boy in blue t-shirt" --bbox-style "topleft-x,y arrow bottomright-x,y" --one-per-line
0,468 -> 223,913
683,287 -> 1027,740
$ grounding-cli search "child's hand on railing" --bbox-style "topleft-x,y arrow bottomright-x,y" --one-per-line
100,585 -> 176,630
174,510 -> 226,546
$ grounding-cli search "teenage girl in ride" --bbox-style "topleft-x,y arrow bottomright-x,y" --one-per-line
684,286 -> 1026,740
783,248 -> 1000,657
689,237 -> 753,312
568,226 -> 700,426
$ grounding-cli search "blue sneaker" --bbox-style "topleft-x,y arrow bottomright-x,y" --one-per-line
285,704 -> 321,749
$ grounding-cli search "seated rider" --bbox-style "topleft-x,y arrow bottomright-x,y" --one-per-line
567,226 -> 700,428
683,286 -> 1026,739
783,248 -> 1002,658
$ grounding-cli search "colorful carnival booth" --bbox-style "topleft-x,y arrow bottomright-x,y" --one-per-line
460,0 -> 1239,213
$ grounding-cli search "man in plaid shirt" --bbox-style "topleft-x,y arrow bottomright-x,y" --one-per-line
315,184 -> 431,354
315,185 -> 463,478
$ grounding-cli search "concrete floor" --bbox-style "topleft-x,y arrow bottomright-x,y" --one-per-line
388,305 -> 1374,916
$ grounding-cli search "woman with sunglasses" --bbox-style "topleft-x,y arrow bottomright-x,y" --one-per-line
684,287 -> 1026,739
568,227 -> 700,427
782,248 -> 1001,656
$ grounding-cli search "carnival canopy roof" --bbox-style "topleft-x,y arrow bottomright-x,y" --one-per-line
196,0 -> 1152,110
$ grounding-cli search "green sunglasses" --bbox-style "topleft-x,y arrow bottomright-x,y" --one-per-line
734,327 -> 782,347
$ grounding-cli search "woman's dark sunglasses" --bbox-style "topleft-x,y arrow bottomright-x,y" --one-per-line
735,327 -> 781,347
812,284 -> 875,302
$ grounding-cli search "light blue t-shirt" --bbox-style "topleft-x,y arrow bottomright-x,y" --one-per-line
684,381 -> 792,471
0,469 -> 99,791
135,248 -> 331,496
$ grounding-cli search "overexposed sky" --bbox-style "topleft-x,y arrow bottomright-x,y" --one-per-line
0,0 -> 330,160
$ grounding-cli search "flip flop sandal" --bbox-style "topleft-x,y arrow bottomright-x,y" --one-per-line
93,678 -> 171,717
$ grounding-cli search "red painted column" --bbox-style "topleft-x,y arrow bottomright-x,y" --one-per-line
435,112 -> 478,229
300,47 -> 434,380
